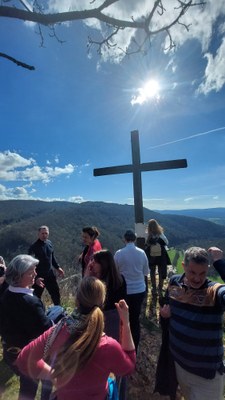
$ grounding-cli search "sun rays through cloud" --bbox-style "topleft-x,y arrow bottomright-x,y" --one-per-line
131,79 -> 161,105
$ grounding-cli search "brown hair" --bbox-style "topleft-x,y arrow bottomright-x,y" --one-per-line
147,219 -> 164,237
93,249 -> 123,291
82,226 -> 100,239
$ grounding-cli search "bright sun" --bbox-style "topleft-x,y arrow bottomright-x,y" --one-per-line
131,79 -> 160,105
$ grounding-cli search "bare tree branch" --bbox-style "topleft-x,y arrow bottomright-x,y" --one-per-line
87,26 -> 121,55
0,2 -> 206,30
0,52 -> 35,70
0,0 -> 206,69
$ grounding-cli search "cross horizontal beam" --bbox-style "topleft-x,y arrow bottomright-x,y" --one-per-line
94,159 -> 187,176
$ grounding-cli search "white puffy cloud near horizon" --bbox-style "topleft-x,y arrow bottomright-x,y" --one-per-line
0,151 -> 75,183
0,181 -> 87,202
0,151 -> 92,201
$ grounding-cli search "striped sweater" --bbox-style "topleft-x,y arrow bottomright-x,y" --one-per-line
168,260 -> 225,379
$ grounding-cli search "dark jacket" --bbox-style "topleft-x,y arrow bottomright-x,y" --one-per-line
1,289 -> 52,349
29,239 -> 60,278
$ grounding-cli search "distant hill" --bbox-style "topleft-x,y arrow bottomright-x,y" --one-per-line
0,200 -> 225,267
156,208 -> 225,226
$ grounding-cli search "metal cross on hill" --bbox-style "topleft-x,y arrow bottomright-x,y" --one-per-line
93,130 -> 187,247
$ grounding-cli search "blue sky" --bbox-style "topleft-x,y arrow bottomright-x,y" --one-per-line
1,0 -> 225,210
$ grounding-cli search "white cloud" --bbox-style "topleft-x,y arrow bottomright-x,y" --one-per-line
184,195 -> 219,203
197,38 -> 225,95
0,151 -> 34,170
24,1 -> 225,93
0,183 -> 88,202
0,151 -> 75,183
180,195 -> 225,210
68,195 -> 85,203
0,184 -> 31,200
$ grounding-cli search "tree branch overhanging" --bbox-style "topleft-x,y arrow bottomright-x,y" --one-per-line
0,0 -> 206,69
0,52 -> 35,70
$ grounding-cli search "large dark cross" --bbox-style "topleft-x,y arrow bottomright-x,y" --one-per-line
94,130 -> 187,247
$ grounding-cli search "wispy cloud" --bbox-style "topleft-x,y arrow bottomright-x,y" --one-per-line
148,126 -> 225,149
197,38 -> 225,95
184,195 -> 219,203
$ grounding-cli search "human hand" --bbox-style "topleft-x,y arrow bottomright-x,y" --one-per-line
50,369 -> 57,386
36,277 -> 45,288
0,256 -> 5,266
115,299 -> 129,325
160,304 -> 171,319
208,247 -> 223,262
57,268 -> 64,278
0,276 -> 5,285
84,262 -> 92,277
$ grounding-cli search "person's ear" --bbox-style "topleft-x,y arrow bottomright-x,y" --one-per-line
182,261 -> 185,271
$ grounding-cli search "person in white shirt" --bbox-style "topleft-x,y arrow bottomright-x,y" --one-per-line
114,230 -> 149,351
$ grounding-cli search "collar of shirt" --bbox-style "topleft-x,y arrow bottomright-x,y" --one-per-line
8,285 -> 34,296
126,242 -> 135,247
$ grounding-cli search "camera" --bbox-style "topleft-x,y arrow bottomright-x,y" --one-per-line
0,266 -> 5,277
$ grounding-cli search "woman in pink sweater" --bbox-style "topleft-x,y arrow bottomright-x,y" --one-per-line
16,276 -> 136,400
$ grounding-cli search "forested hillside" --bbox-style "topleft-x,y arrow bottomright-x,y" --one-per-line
157,207 -> 225,226
0,200 -> 225,267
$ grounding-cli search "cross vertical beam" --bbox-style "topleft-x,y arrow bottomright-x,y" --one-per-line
131,130 -> 144,224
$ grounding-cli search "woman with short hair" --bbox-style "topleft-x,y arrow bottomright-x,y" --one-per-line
1,254 -> 52,400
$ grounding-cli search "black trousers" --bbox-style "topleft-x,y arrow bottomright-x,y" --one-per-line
33,269 -> 60,305
3,345 -> 52,400
3,345 -> 38,400
126,291 -> 145,351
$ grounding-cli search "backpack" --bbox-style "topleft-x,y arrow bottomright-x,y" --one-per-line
46,305 -> 67,324
150,242 -> 162,257
107,375 -> 119,400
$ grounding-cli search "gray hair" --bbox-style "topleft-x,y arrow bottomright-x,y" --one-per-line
38,225 -> 49,232
6,254 -> 39,286
184,247 -> 209,267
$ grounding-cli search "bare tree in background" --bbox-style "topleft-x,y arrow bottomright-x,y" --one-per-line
0,0 -> 205,70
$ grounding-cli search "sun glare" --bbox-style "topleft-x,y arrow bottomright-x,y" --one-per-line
131,79 -> 160,105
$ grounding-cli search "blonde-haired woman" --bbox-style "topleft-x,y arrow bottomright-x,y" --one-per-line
16,277 -> 135,400
145,219 -> 169,296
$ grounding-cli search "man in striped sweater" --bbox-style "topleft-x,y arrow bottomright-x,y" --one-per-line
161,246 -> 225,400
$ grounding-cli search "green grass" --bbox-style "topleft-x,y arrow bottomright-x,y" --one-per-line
0,347 -> 19,400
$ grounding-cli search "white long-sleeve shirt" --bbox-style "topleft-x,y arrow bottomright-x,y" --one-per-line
114,243 -> 149,295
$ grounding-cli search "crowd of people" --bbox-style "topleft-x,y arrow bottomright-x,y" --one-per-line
0,221 -> 225,400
